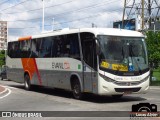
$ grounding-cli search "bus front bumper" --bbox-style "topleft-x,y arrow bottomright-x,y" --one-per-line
98,76 -> 150,95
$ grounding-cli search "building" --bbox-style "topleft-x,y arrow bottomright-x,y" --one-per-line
113,18 -> 136,30
0,21 -> 7,50
147,17 -> 160,31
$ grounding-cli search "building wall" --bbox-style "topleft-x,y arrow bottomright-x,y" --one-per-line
0,21 -> 7,50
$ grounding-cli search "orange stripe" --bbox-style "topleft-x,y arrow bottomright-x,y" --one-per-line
19,36 -> 42,85
33,59 -> 42,85
18,36 -> 32,41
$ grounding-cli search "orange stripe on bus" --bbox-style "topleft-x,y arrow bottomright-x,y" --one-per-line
19,36 -> 42,85
18,36 -> 32,41
21,58 -> 42,85
21,58 -> 36,80
33,58 -> 42,85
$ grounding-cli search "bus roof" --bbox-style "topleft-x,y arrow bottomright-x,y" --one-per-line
19,28 -> 144,40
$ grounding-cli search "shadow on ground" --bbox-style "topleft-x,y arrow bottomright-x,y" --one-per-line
8,84 -> 146,103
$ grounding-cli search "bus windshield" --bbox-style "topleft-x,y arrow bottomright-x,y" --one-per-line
98,35 -> 148,74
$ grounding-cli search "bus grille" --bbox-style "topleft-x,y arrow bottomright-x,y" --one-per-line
114,81 -> 141,86
115,87 -> 141,93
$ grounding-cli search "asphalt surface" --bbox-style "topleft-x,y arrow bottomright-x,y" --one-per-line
0,79 -> 160,120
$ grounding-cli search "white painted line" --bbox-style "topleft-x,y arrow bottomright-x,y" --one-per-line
0,87 -> 7,95
0,88 -> 11,99
2,85 -> 18,90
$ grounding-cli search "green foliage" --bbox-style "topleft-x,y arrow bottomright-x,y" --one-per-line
145,31 -> 160,68
0,50 -> 5,67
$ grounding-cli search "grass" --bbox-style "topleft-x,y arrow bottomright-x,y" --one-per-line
152,68 -> 160,81
150,81 -> 160,86
150,68 -> 160,86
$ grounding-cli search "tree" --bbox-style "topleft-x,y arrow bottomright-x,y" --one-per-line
0,50 -> 5,67
145,31 -> 160,69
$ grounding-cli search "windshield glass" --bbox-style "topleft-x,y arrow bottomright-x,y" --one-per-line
98,35 -> 148,74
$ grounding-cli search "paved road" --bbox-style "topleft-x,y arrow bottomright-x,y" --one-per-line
0,80 -> 160,120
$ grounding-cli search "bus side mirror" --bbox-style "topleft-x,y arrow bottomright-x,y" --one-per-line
95,39 -> 100,55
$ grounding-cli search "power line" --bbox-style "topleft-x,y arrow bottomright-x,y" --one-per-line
0,0 -> 10,6
46,8 -> 122,26
6,0 -> 119,22
3,0 -> 79,14
8,8 -> 123,29
0,0 -> 29,12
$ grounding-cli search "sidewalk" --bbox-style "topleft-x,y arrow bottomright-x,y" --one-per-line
0,85 -> 5,93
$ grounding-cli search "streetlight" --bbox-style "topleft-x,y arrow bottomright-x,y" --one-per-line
42,0 -> 45,32
52,18 -> 54,31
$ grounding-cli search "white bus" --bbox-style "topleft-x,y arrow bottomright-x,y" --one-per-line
6,28 -> 150,99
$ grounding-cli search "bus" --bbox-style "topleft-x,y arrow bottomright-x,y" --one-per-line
6,28 -> 150,99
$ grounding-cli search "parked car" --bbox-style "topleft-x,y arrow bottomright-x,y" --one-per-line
0,66 -> 7,80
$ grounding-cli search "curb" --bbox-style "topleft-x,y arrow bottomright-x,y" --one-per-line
0,85 -> 9,98
0,85 -> 6,93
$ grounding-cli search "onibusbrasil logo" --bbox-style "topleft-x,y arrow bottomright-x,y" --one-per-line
130,103 -> 159,118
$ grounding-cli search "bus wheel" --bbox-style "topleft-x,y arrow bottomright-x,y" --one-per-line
24,74 -> 31,90
112,95 -> 123,98
72,79 -> 83,99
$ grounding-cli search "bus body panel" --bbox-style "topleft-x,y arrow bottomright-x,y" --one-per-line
6,28 -> 149,96
7,57 -> 24,83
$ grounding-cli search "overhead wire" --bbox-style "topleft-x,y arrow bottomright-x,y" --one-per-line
0,0 -> 29,12
6,0 -> 119,22
9,7 -> 123,29
0,0 -> 10,6
3,0 -> 79,14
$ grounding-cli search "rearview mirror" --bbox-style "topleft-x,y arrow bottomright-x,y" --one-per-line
95,39 -> 100,55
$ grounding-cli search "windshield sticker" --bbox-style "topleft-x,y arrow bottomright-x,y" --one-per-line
112,64 -> 128,71
129,65 -> 134,71
100,61 -> 109,68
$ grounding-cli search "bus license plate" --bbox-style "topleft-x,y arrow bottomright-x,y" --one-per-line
124,91 -> 132,94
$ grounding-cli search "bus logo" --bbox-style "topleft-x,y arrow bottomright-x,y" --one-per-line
64,61 -> 70,69
52,62 -> 70,70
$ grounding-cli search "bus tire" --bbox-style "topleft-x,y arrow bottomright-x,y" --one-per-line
24,74 -> 31,90
112,94 -> 123,98
72,79 -> 83,99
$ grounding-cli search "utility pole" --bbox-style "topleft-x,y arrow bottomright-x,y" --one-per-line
141,0 -> 144,30
148,0 -> 151,28
122,0 -> 127,29
52,18 -> 54,31
92,23 -> 94,28
42,0 -> 45,32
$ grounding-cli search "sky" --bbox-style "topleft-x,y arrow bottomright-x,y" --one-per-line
1,0 -> 159,41
0,0 -> 125,41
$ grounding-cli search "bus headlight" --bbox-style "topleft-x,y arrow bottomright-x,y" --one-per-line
140,75 -> 150,83
99,73 -> 116,83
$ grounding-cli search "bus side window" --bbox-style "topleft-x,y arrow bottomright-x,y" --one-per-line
56,36 -> 64,57
80,32 -> 97,70
68,34 -> 80,60
31,39 -> 39,58
9,41 -> 20,58
63,35 -> 70,57
51,36 -> 58,57
20,40 -> 31,58
51,34 -> 80,59
8,42 -> 13,58
39,37 -> 52,58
